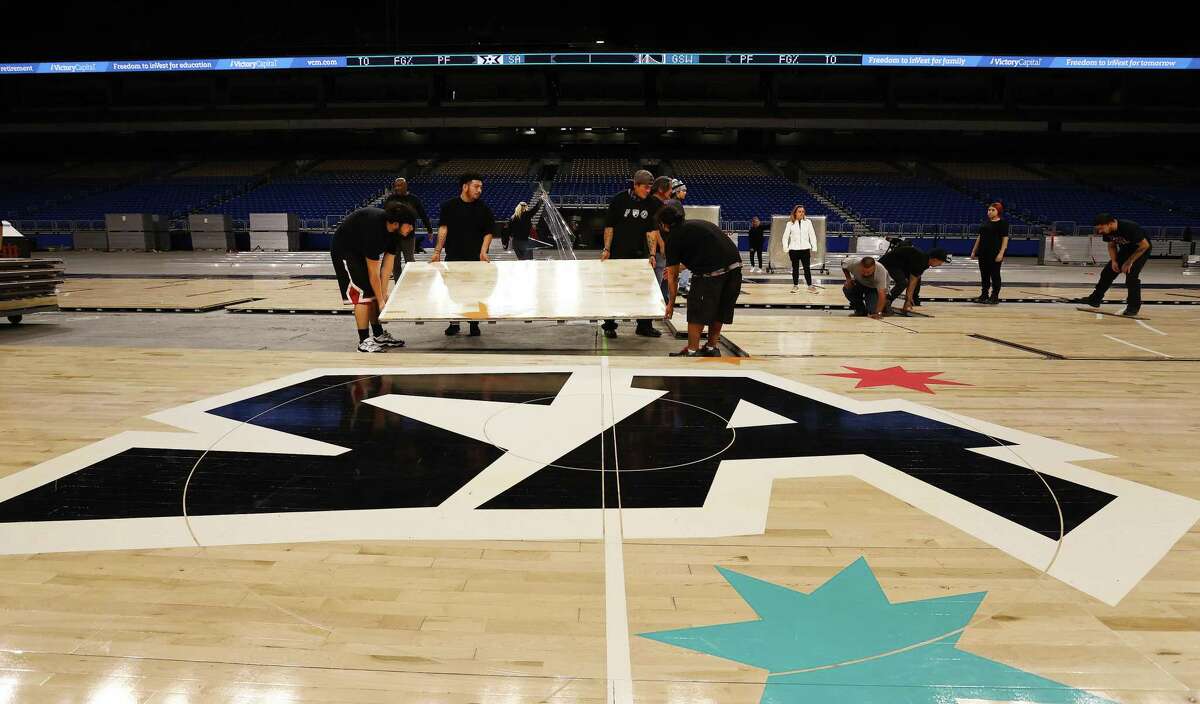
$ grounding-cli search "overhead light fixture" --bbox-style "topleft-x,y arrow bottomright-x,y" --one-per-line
524,128 -> 537,135
595,40 -> 605,45
666,129 -> 675,134
584,127 -> 593,132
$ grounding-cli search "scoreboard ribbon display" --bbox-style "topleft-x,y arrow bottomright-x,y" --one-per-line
2,53 -> 1197,75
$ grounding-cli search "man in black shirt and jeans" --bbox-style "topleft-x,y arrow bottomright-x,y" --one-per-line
600,170 -> 662,338
432,172 -> 496,336
1072,213 -> 1152,316
658,204 -> 742,357
392,177 -> 434,257
880,246 -> 949,315
330,200 -> 416,352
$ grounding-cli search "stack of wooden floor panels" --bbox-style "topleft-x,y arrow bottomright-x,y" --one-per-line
0,258 -> 62,324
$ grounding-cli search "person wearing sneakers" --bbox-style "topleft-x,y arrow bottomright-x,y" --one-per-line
432,172 -> 496,337
670,178 -> 693,295
841,255 -> 888,318
970,202 -> 1009,304
782,205 -> 818,293
658,203 -> 743,358
747,216 -> 767,272
330,200 -> 417,352
600,170 -> 663,339
880,245 -> 950,315
1072,213 -> 1152,317
651,176 -> 683,303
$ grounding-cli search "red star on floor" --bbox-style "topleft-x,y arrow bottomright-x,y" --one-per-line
820,365 -> 972,394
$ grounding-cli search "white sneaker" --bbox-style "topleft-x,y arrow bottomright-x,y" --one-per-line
373,330 -> 405,348
808,285 -> 819,292
357,337 -> 385,353
791,286 -> 799,293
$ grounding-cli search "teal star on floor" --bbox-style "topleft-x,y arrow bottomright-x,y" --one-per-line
639,558 -> 1114,703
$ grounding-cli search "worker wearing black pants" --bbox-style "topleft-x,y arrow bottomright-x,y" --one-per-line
1073,214 -> 1152,316
789,249 -> 812,287
971,202 -> 1010,304
880,246 -> 950,314
747,217 -> 766,271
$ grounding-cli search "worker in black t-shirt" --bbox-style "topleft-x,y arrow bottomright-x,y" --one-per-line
879,246 -> 949,315
747,216 -> 767,272
600,170 -> 662,338
330,201 -> 416,353
970,202 -> 1010,304
432,172 -> 496,337
1072,213 -> 1153,316
390,177 -> 435,264
658,204 -> 742,357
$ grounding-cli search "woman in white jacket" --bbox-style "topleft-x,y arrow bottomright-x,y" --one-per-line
783,205 -> 818,292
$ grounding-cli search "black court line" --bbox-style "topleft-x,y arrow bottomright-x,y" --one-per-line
223,307 -> 344,317
184,289 -> 235,297
969,334 -> 1066,360
64,273 -> 337,280
719,336 -> 753,358
877,317 -> 920,333
61,299 -> 255,313
735,298 -> 1200,310
1061,357 -> 1200,362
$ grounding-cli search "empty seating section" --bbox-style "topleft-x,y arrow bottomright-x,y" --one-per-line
170,161 -> 277,178
801,161 -> 897,175
671,160 -> 769,178
1134,187 -> 1200,218
6,162 -> 177,220
49,162 -> 168,179
28,163 -> 281,220
682,177 -> 834,224
933,163 -> 1044,180
433,159 -> 531,179
5,158 -> 1195,236
403,177 -> 534,227
967,179 -> 1197,229
35,180 -> 252,220
550,159 -> 634,204
217,173 -> 388,221
557,158 -> 633,180
813,174 -> 989,228
309,159 -> 407,173
0,182 -> 86,219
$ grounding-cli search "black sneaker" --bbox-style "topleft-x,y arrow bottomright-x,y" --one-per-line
635,325 -> 662,338
1120,307 -> 1141,317
702,347 -> 721,357
669,347 -> 703,357
603,328 -> 618,339
1071,297 -> 1100,308
373,330 -> 406,348
987,297 -> 1000,305
445,323 -> 460,336
973,295 -> 989,303
469,322 -> 482,336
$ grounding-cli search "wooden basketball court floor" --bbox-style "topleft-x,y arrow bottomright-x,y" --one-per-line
1,282 -> 1199,702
